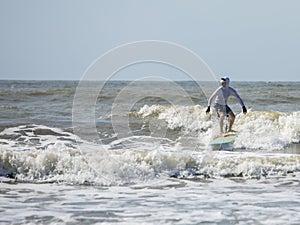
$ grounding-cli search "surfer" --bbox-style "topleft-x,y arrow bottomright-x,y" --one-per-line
206,77 -> 247,135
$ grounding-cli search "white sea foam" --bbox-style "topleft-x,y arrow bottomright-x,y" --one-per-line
234,111 -> 300,150
1,137 -> 300,186
2,175 -> 300,224
137,104 -> 212,132
0,107 -> 299,185
137,105 -> 300,150
0,124 -> 77,151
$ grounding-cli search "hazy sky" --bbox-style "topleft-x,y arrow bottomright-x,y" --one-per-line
1,0 -> 300,81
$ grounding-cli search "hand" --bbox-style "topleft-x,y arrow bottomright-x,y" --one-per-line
242,106 -> 247,114
206,106 -> 210,114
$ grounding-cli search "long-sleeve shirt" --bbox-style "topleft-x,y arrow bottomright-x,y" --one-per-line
208,86 -> 245,107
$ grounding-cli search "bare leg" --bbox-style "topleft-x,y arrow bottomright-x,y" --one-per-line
227,112 -> 236,132
219,112 -> 225,134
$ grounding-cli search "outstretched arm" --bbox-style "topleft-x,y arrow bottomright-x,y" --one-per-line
230,87 -> 245,106
207,87 -> 221,106
230,87 -> 247,114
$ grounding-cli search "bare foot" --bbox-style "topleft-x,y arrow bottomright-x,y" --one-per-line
227,129 -> 237,133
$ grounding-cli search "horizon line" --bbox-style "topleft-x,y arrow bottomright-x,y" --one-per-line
0,79 -> 299,82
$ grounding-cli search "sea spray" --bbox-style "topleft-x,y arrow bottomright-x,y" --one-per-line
234,111 -> 300,149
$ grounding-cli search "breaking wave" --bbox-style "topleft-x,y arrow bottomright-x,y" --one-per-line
0,104 -> 299,186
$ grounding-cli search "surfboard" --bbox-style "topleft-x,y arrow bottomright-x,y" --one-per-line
209,132 -> 237,150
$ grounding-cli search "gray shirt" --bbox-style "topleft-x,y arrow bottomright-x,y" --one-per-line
208,86 -> 245,107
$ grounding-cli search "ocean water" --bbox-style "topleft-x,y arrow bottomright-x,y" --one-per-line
0,80 -> 300,224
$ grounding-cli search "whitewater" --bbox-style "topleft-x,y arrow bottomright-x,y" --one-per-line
0,80 -> 299,224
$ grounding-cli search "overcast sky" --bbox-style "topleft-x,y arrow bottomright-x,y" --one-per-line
1,0 -> 300,81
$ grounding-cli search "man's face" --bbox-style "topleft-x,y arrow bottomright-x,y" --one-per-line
221,81 -> 226,88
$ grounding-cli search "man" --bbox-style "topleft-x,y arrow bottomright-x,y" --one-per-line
206,77 -> 247,135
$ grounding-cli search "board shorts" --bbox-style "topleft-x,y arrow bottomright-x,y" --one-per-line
214,103 -> 233,115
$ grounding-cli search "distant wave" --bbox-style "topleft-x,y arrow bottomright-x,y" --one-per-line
0,88 -> 75,97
